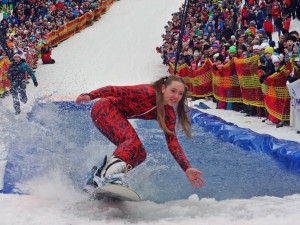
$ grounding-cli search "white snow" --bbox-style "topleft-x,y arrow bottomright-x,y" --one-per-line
0,0 -> 300,224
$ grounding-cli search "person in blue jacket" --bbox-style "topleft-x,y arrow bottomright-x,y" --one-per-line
7,54 -> 38,115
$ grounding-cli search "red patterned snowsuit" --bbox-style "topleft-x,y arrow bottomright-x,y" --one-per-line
89,84 -> 191,171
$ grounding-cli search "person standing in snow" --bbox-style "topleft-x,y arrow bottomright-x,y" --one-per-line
76,75 -> 205,190
7,53 -> 38,115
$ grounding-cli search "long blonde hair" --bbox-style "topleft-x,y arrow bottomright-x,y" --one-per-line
152,75 -> 192,139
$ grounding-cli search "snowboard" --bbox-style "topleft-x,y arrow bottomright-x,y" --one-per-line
91,184 -> 141,202
84,155 -> 140,202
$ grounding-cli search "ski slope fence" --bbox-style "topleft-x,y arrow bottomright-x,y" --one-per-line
169,55 -> 294,122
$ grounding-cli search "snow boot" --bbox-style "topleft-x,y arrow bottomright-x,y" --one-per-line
96,155 -> 130,187
83,155 -> 107,192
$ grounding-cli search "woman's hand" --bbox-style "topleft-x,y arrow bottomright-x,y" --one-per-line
76,93 -> 91,105
185,168 -> 205,189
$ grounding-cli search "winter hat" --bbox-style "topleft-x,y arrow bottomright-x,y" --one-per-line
8,42 -> 14,48
260,42 -> 269,49
287,36 -> 297,42
243,51 -> 249,57
272,55 -> 280,64
213,53 -> 219,59
194,51 -> 200,56
17,49 -> 23,55
13,54 -> 21,59
253,45 -> 261,50
249,21 -> 256,27
212,42 -> 219,49
251,39 -> 260,46
269,40 -> 276,47
229,46 -> 237,54
264,46 -> 274,55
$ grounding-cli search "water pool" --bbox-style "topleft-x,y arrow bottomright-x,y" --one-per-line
2,101 -> 300,202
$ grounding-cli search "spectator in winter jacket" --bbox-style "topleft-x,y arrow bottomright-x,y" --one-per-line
284,35 -> 298,61
263,16 -> 274,41
41,43 -> 55,64
259,46 -> 275,83
296,0 -> 300,20
257,29 -> 269,44
7,54 -> 38,115
274,14 -> 284,38
222,24 -> 234,41
190,51 -> 201,70
272,3 -> 282,27
282,17 -> 291,35
246,9 -> 257,25
266,0 -> 273,20
256,9 -> 265,29
282,3 -> 292,18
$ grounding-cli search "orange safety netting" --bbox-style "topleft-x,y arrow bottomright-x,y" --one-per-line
234,55 -> 265,107
169,59 -> 213,97
169,56 -> 295,121
46,0 -> 114,47
210,58 -> 242,102
0,57 -> 11,96
262,63 -> 292,121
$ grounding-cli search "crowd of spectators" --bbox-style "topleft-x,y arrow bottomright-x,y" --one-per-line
0,0 -> 102,64
0,0 -> 103,98
158,0 -> 300,129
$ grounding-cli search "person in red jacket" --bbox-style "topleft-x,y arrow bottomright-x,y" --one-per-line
263,16 -> 274,41
56,0 -> 64,10
272,3 -> 282,28
76,76 -> 205,190
283,17 -> 291,35
41,44 -> 55,64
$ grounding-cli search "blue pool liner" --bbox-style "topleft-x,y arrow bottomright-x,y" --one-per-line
1,101 -> 300,194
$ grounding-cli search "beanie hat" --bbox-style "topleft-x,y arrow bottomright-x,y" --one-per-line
287,36 -> 297,42
253,45 -> 261,50
213,53 -> 219,59
272,55 -> 280,64
194,51 -> 200,56
243,51 -> 249,56
249,21 -> 256,27
8,42 -> 14,48
260,42 -> 269,49
251,39 -> 260,46
212,42 -> 219,49
13,54 -> 21,59
264,46 -> 274,55
269,40 -> 275,47
229,46 -> 237,54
